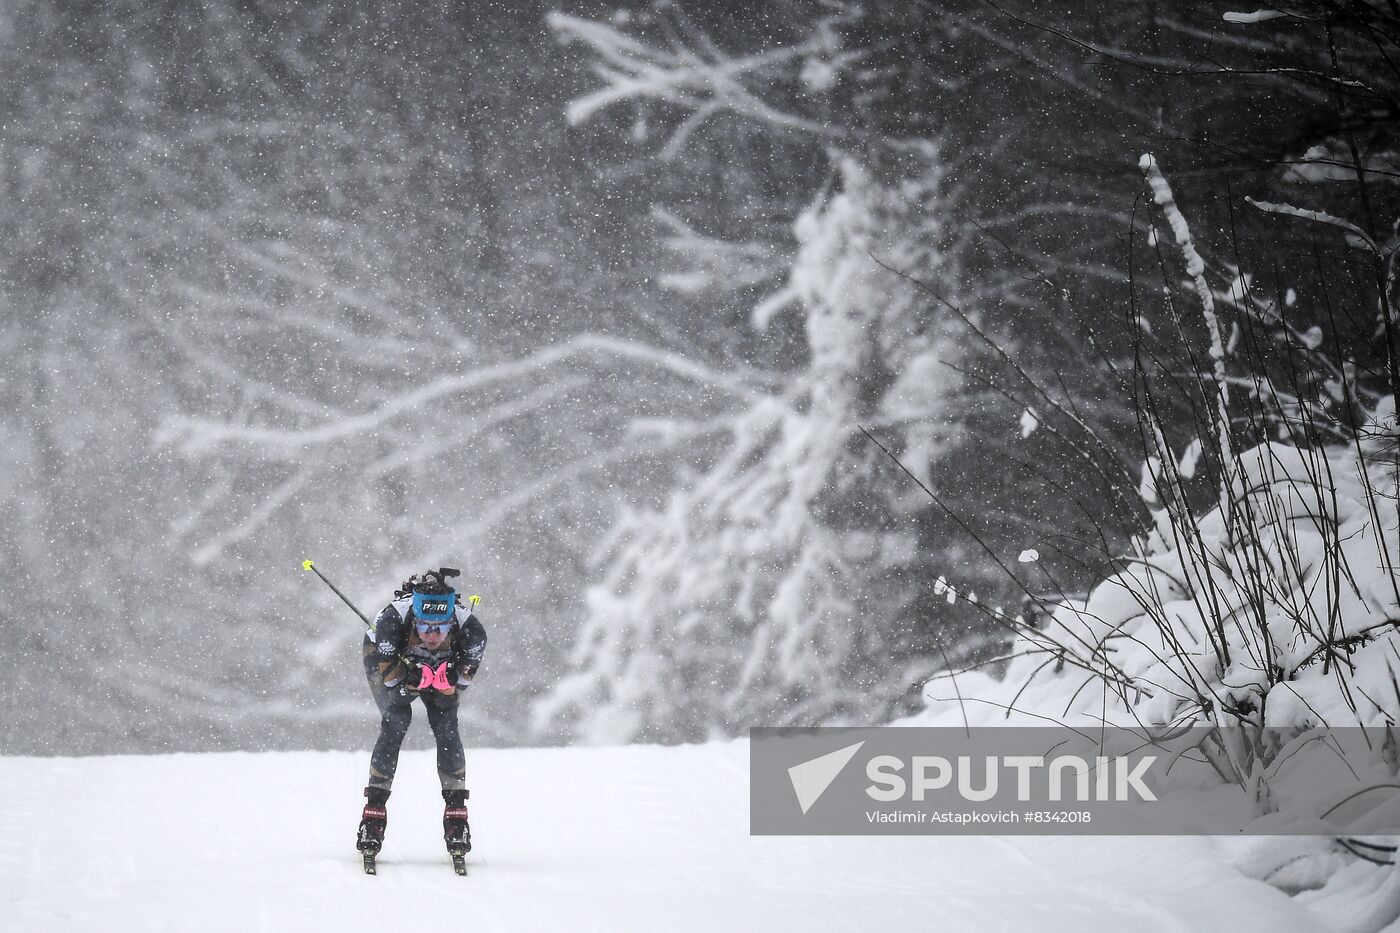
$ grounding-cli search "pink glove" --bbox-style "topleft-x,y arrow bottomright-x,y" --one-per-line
416,662 -> 452,692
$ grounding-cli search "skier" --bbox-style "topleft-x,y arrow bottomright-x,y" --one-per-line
355,567 -> 487,873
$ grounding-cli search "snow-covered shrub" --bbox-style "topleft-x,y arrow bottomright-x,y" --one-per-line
912,400 -> 1400,920
901,125 -> 1400,909
915,161 -> 1400,802
915,402 -> 1398,840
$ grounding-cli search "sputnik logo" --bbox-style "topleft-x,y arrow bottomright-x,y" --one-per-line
787,741 -> 865,814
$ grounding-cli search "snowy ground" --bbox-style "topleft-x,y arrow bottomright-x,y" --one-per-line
2,741 -> 1334,933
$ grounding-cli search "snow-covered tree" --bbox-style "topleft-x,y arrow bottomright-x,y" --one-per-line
536,153 -> 964,741
529,1 -> 992,740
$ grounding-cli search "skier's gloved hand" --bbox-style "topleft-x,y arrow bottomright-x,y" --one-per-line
448,660 -> 477,688
384,658 -> 417,689
416,662 -> 453,692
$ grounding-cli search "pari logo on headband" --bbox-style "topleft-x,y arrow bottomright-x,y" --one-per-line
412,590 -> 457,622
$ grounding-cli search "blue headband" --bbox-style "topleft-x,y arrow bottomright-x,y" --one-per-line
412,590 -> 457,622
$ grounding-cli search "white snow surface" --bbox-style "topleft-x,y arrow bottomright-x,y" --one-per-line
1,743 -> 1338,933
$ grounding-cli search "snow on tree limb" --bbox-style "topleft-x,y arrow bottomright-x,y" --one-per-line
158,334 -> 774,455
1245,196 -> 1380,255
362,377 -> 590,480
430,439 -> 700,569
173,281 -> 422,368
1222,9 -> 1291,24
547,11 -> 842,155
651,206 -> 787,295
1140,153 -> 1237,499
189,459 -> 319,566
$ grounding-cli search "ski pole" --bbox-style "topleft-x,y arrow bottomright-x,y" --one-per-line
303,559 -> 429,675
302,559 -> 374,632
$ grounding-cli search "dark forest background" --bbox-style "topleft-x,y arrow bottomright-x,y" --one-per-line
2,0 -> 1395,753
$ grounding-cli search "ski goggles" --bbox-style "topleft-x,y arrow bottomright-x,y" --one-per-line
415,621 -> 453,636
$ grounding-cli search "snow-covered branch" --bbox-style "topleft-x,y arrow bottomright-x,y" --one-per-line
652,207 -> 788,294
158,334 -> 775,455
1141,153 -> 1237,499
188,458 -> 320,567
548,10 -> 844,156
1245,197 -> 1381,255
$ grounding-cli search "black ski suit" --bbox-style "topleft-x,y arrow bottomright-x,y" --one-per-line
361,594 -> 487,793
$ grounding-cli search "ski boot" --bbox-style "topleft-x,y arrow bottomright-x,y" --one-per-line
443,789 -> 470,875
357,787 -> 390,874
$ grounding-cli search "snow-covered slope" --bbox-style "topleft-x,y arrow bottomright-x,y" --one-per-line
2,742 -> 1334,932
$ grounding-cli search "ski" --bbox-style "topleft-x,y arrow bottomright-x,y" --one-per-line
362,852 -> 378,875
451,853 -> 467,876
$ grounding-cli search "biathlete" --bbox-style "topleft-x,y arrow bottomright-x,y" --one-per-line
355,567 -> 487,872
